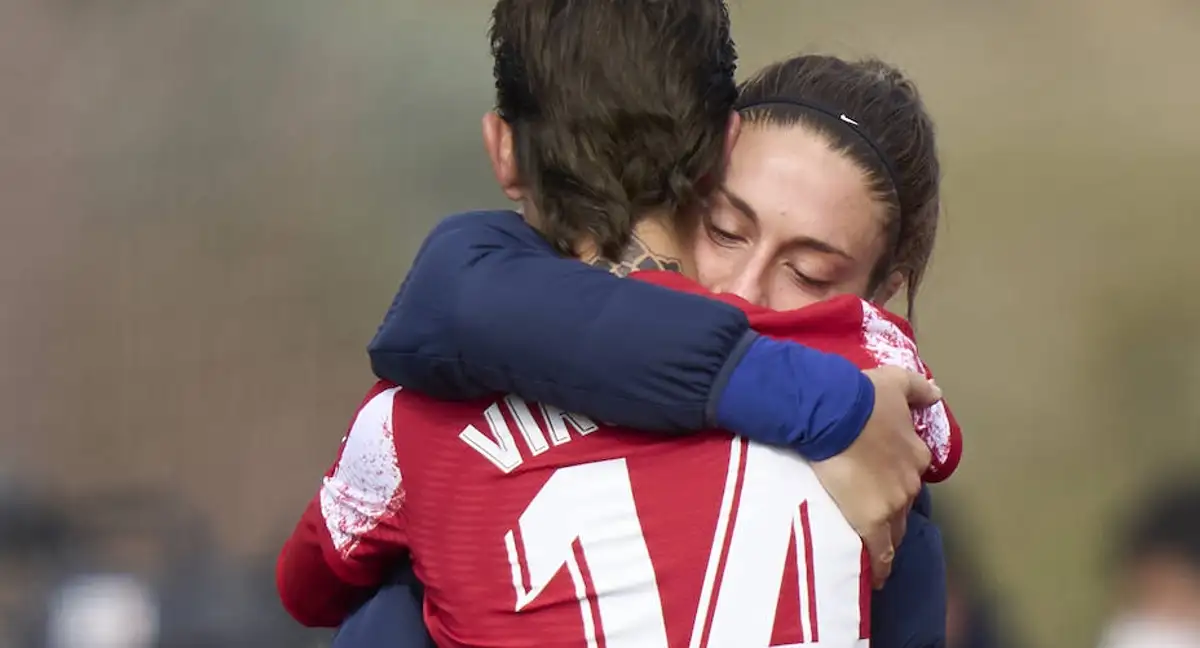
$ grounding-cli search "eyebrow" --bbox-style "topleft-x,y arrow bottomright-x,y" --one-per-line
720,188 -> 856,260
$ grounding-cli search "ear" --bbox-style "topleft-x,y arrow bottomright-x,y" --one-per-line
871,269 -> 906,306
722,111 -> 741,168
482,112 -> 523,201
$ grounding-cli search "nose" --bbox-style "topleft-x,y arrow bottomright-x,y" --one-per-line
724,264 -> 767,306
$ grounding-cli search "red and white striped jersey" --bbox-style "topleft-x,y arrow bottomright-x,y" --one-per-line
285,273 -> 962,647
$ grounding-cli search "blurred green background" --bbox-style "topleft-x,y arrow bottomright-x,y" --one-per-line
1,1 -> 1198,646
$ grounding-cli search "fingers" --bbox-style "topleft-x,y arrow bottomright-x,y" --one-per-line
911,436 -> 933,473
862,525 -> 895,590
889,508 -> 909,551
902,370 -> 942,407
871,507 -> 911,590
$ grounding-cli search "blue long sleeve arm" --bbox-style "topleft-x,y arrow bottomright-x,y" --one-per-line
369,210 -> 754,432
369,210 -> 872,457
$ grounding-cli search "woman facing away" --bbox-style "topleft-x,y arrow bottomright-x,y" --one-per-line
328,54 -> 953,648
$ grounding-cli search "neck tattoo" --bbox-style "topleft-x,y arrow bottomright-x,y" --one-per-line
588,235 -> 683,277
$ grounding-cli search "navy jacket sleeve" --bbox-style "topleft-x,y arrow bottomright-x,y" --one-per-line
332,562 -> 434,648
368,210 -> 754,432
871,487 -> 948,648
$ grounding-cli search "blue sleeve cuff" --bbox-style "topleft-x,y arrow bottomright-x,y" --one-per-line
804,370 -> 874,461
704,330 -> 761,428
712,336 -> 875,461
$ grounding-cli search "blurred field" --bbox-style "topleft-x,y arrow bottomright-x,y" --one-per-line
1,1 -> 1198,645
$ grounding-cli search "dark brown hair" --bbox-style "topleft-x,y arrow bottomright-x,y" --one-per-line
736,55 -> 941,319
490,0 -> 738,259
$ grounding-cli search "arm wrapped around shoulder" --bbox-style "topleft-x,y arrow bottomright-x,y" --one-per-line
368,210 -> 751,432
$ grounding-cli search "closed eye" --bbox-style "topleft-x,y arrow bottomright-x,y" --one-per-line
784,262 -> 834,290
705,222 -> 746,247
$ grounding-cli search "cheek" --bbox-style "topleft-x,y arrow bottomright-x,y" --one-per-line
692,235 -> 737,291
765,280 -> 822,312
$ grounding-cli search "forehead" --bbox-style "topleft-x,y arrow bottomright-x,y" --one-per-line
724,124 -> 888,252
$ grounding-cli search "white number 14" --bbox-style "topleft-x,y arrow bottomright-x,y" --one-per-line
503,440 -> 867,647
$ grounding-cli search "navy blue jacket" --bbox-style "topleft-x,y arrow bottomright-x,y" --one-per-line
338,210 -> 946,648
368,210 -> 753,431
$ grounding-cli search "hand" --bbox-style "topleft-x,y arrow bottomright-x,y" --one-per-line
811,366 -> 941,589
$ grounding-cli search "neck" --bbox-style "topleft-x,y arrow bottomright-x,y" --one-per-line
579,212 -> 695,278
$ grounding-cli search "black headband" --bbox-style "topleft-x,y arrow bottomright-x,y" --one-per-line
736,97 -> 899,198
